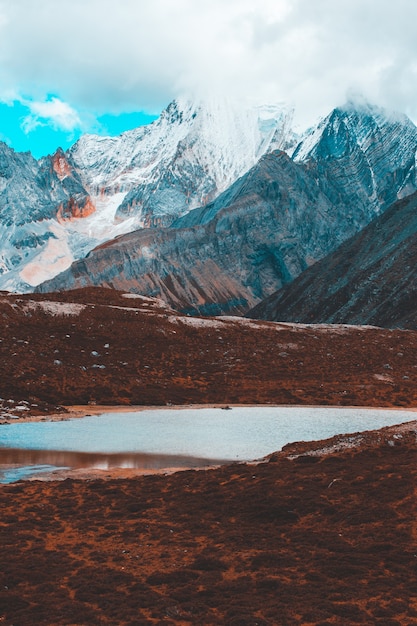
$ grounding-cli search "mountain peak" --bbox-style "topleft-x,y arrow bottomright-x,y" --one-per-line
51,147 -> 72,180
293,100 -> 417,163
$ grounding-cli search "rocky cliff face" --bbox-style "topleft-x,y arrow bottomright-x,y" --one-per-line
57,197 -> 96,221
247,190 -> 417,329
293,100 -> 417,213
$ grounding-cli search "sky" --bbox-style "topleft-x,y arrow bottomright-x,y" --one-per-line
0,0 -> 417,158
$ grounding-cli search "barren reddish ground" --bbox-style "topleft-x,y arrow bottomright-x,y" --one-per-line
1,423 -> 417,625
2,288 -> 417,625
1,288 -> 417,413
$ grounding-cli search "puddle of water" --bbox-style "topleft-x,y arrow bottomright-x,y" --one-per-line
1,406 -> 416,482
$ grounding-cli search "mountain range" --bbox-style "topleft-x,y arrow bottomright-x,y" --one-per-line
2,96 -> 417,323
0,97 -> 293,293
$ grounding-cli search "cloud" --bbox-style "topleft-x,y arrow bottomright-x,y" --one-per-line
0,0 -> 417,129
20,97 -> 81,134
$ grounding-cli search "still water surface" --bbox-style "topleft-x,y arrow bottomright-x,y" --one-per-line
1,406 -> 416,482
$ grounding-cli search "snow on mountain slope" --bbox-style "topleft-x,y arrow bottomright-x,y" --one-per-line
69,96 -> 295,226
0,144 -> 93,292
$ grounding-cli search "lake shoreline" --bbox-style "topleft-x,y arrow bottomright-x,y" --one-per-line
3,401 -> 417,424
2,404 -> 417,482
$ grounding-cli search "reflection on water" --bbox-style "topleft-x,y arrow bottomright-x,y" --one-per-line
0,464 -> 70,484
1,406 -> 417,483
0,447 -> 227,483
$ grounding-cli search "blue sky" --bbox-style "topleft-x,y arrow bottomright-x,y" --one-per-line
0,0 -> 417,160
0,98 -> 158,158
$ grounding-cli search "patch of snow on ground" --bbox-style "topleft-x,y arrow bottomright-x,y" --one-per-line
22,301 -> 87,317
121,294 -> 173,310
373,373 -> 394,383
285,434 -> 366,459
103,304 -> 150,313
271,322 -> 382,333
312,323 -> 382,333
216,316 -> 272,329
170,316 -> 226,329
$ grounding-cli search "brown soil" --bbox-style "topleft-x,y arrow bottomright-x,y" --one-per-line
1,287 -> 417,415
1,421 -> 417,625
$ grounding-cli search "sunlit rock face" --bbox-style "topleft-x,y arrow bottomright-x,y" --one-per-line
57,197 -> 96,222
51,148 -> 73,180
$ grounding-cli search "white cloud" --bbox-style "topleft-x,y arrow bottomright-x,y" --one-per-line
20,97 -> 81,134
0,0 -> 417,129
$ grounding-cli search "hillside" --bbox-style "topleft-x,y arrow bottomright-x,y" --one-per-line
2,288 -> 417,416
248,190 -> 417,329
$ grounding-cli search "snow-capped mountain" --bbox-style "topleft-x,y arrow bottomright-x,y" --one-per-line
68,97 -> 294,225
0,97 -> 294,292
36,100 -> 417,316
